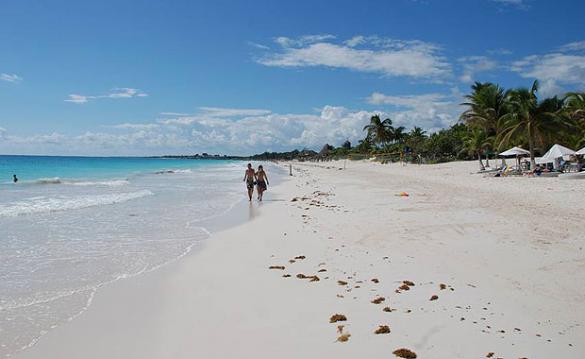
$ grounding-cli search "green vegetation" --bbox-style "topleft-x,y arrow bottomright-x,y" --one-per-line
307,81 -> 585,165
165,81 -> 585,164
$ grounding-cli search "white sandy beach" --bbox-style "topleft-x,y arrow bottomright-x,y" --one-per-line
15,160 -> 585,359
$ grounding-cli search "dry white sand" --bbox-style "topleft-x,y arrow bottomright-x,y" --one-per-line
15,160 -> 585,359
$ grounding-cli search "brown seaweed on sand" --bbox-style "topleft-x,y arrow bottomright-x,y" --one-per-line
486,353 -> 494,358
336,333 -> 351,342
329,314 -> 347,323
318,269 -> 327,272
308,275 -> 320,282
337,325 -> 345,334
403,280 -> 415,286
371,296 -> 385,304
337,280 -> 348,286
398,284 -> 411,291
383,306 -> 395,312
429,295 -> 439,301
297,274 -> 307,279
371,278 -> 380,283
439,283 -> 447,290
393,348 -> 417,358
294,255 -> 306,260
374,325 -> 391,334
269,266 -> 285,270
282,274 -> 291,278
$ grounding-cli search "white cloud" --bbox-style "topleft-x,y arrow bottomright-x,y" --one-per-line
511,53 -> 585,97
65,88 -> 148,104
487,48 -> 513,55
257,35 -> 451,80
490,0 -> 528,9
65,94 -> 93,104
559,41 -> 585,53
199,107 -> 272,117
159,112 -> 192,117
458,56 -> 498,83
367,90 -> 463,132
1,73 -> 23,83
111,123 -> 160,130
0,106 -> 388,156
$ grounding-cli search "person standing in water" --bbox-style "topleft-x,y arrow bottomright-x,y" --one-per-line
243,163 -> 256,201
13,174 -> 18,183
256,165 -> 269,201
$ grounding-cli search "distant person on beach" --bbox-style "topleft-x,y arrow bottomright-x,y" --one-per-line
243,163 -> 256,201
13,174 -> 18,183
256,165 -> 269,201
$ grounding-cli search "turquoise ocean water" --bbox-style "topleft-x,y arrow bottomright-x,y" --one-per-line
0,155 -> 267,357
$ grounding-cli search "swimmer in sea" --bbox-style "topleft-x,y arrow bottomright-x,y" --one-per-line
256,165 -> 269,201
243,163 -> 256,201
13,174 -> 18,183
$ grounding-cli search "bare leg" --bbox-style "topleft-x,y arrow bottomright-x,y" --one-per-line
248,188 -> 253,201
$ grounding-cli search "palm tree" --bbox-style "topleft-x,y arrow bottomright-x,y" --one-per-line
392,126 -> 406,144
464,127 -> 489,170
363,115 -> 394,147
406,126 -> 427,154
564,92 -> 585,122
461,82 -> 507,139
564,93 -> 585,147
497,80 -> 567,169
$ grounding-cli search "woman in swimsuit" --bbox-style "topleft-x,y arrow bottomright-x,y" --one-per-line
243,163 -> 256,201
256,165 -> 269,201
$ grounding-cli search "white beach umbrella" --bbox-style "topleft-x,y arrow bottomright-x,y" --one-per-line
541,144 -> 575,159
577,147 -> 585,155
499,146 -> 530,157
499,146 -> 530,169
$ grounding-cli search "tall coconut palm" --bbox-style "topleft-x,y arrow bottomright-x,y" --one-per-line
497,80 -> 567,169
461,82 -> 507,139
363,115 -> 394,147
406,126 -> 427,153
392,126 -> 406,144
564,92 -> 585,147
564,92 -> 585,122
464,127 -> 489,170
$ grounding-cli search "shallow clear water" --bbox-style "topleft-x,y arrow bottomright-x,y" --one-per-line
0,156 -> 255,357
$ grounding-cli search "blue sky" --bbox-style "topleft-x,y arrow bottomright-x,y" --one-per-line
1,0 -> 584,156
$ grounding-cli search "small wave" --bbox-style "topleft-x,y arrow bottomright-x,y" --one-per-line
155,169 -> 193,174
35,177 -> 62,185
68,180 -> 129,187
0,190 -> 153,217
29,178 -> 129,187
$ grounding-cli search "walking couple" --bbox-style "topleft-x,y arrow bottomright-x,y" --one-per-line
243,163 -> 269,202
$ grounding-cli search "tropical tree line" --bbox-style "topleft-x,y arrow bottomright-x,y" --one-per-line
321,81 -> 585,166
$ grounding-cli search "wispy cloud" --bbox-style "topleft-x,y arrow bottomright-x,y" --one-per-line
1,73 -> 23,83
111,123 -> 160,130
490,0 -> 529,9
458,56 -> 498,83
256,35 -> 451,80
65,88 -> 148,104
511,41 -> 585,97
199,107 -> 272,117
559,41 -> 585,52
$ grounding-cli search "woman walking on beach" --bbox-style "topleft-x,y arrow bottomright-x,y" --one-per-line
243,163 -> 256,201
256,165 -> 269,201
